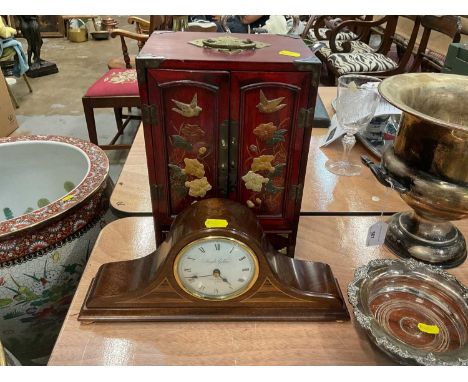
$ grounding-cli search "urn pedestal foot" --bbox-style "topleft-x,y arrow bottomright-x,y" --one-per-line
385,211 -> 467,269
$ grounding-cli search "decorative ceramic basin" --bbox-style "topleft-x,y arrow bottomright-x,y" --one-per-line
0,140 -> 89,223
0,135 -> 109,264
0,135 -> 112,365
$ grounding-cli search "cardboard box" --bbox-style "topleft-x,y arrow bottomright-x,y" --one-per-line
0,71 -> 19,137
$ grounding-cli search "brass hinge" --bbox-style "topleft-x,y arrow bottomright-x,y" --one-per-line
290,184 -> 304,202
142,104 -> 157,125
150,183 -> 162,200
298,107 -> 314,129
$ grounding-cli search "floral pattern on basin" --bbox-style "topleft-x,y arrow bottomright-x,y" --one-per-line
0,208 -> 113,365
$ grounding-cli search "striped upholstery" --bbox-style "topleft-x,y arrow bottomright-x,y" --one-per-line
424,49 -> 446,69
328,52 -> 398,75
318,40 -> 374,59
317,28 -> 358,40
308,28 -> 358,42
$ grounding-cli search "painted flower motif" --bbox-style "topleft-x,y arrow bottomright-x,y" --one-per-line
52,251 -> 61,263
246,200 -> 255,208
182,158 -> 205,178
242,171 -> 269,192
180,123 -> 205,142
249,144 -> 258,153
198,146 -> 207,155
253,122 -> 277,140
104,69 -> 137,84
185,177 -> 212,198
251,155 -> 275,173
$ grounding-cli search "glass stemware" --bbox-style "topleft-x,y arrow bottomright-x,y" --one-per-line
325,74 -> 382,176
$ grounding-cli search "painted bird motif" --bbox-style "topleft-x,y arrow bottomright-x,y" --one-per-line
256,90 -> 286,114
24,260 -> 49,286
171,93 -> 202,117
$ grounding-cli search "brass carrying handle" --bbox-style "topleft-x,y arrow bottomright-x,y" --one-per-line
202,38 -> 256,50
361,155 -> 409,194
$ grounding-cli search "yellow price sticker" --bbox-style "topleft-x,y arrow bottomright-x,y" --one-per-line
62,195 -> 74,202
279,50 -> 301,58
417,323 -> 440,335
205,219 -> 229,228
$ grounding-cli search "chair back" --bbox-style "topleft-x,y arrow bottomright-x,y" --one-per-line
411,16 -> 462,72
344,15 -> 420,75
389,16 -> 422,71
303,15 -> 373,41
149,16 -> 168,33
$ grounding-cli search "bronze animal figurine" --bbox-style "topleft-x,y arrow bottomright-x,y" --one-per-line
18,16 -> 43,69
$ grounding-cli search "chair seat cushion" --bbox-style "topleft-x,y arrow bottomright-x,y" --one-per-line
309,28 -> 358,42
424,49 -> 446,68
327,52 -> 398,76
317,40 -> 374,59
85,69 -> 139,97
107,54 -> 137,70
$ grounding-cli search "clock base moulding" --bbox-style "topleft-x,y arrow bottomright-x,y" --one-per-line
78,198 -> 350,322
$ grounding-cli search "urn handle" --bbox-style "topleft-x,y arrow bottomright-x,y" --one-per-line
361,155 -> 409,194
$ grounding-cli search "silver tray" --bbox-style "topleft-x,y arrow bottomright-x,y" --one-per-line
348,258 -> 468,365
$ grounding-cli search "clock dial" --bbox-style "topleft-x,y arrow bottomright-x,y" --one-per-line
174,236 -> 259,300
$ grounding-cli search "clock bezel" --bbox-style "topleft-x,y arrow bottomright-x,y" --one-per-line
173,235 -> 260,301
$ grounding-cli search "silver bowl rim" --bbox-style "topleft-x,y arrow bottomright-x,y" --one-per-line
378,73 -> 468,133
347,257 -> 468,365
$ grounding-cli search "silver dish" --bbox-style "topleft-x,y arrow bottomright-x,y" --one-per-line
348,258 -> 468,365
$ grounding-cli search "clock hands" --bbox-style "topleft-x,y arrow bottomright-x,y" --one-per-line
220,276 -> 233,290
184,274 -> 212,279
184,268 -> 233,289
213,269 -> 233,289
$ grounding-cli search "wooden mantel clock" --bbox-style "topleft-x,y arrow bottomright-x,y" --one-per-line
79,198 -> 349,321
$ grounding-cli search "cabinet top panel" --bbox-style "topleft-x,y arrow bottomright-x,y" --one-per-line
138,32 -> 320,72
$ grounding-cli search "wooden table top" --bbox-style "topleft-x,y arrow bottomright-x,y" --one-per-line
48,216 -> 468,365
110,87 -> 407,216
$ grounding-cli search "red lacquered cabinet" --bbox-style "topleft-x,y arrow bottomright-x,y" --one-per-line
137,32 -> 321,256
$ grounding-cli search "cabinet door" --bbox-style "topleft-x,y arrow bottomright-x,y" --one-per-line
230,71 -> 312,229
147,70 -> 230,220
